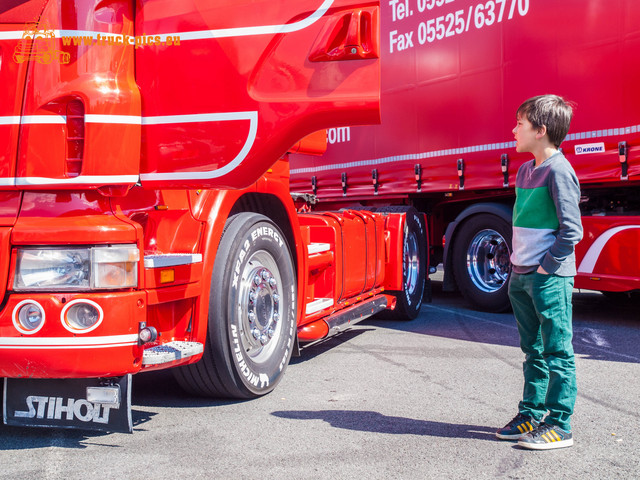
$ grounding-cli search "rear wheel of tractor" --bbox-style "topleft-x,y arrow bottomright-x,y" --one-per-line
377,206 -> 426,320
173,213 -> 296,399
452,214 -> 512,312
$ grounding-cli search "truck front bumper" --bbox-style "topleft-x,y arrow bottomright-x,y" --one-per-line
0,291 -> 146,378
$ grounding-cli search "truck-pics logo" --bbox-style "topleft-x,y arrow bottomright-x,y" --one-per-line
13,24 -> 70,64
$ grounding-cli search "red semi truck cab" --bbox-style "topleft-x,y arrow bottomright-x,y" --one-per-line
0,0 -> 429,432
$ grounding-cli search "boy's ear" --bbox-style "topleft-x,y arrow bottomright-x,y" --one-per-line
536,125 -> 547,139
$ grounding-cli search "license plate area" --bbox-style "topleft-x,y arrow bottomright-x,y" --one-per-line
3,376 -> 132,433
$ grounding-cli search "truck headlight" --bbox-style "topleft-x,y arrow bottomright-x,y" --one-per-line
14,245 -> 139,291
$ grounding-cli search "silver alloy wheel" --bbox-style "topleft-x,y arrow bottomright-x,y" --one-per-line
236,250 -> 282,363
404,229 -> 420,295
466,228 -> 511,293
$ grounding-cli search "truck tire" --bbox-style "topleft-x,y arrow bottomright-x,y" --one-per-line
452,214 -> 512,312
377,206 -> 426,320
174,213 -> 296,399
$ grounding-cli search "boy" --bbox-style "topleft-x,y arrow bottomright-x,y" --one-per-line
496,95 -> 583,450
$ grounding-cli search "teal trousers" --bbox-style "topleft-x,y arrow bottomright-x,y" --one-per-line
508,272 -> 577,431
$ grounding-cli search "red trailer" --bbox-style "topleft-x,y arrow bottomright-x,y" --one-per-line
291,0 -> 640,311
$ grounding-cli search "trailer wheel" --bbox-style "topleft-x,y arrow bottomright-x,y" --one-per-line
452,214 -> 512,312
174,213 -> 296,399
378,206 -> 426,320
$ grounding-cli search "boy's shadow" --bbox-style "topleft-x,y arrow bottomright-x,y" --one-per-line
272,409 -> 497,441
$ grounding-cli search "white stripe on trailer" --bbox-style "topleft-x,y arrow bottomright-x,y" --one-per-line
577,225 -> 640,274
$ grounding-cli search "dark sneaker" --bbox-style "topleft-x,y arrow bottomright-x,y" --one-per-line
496,413 -> 540,440
518,423 -> 573,450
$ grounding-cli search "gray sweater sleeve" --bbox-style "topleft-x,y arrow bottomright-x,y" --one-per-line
540,162 -> 583,274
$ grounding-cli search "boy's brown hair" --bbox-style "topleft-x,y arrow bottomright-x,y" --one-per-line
516,95 -> 574,148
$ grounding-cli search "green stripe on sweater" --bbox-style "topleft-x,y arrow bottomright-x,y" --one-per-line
513,186 -> 559,230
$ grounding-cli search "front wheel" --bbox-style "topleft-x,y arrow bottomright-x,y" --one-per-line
452,214 -> 512,312
174,213 -> 296,399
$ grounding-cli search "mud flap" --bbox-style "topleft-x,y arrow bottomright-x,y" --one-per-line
3,375 -> 132,433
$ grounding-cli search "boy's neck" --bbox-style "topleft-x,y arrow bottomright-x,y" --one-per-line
533,145 -> 559,167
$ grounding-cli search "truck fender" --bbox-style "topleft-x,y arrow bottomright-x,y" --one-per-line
442,203 -> 513,292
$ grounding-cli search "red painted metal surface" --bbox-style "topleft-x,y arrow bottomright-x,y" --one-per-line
136,0 -> 380,190
575,216 -> 640,292
8,0 -> 140,190
298,209 -> 385,321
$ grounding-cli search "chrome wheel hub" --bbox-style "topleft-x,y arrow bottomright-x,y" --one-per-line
237,251 -> 282,363
466,229 -> 511,293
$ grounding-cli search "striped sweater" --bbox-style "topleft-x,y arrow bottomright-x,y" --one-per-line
511,151 -> 583,276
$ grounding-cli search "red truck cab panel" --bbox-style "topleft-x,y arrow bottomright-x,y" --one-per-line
1,0 -> 140,191
136,0 -> 380,189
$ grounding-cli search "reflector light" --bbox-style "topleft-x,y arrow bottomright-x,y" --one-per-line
160,269 -> 175,284
12,300 -> 45,334
138,325 -> 157,344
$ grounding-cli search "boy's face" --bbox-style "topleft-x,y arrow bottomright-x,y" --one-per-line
512,114 -> 541,154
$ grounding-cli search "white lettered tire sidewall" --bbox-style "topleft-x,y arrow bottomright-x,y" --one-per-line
216,214 -> 296,397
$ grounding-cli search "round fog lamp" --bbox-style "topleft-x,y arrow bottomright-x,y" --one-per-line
61,299 -> 103,333
13,300 -> 45,334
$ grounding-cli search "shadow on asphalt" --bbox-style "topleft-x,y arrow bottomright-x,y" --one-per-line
293,328 -> 373,364
131,370 -> 252,409
271,409 -> 497,441
0,425 -> 103,450
362,280 -> 640,364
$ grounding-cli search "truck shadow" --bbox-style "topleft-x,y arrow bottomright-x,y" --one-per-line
292,329 -> 374,364
131,370 -> 251,409
271,409 -> 496,441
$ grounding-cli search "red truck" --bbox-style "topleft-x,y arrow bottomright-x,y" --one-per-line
0,0 -> 427,432
291,0 -> 640,312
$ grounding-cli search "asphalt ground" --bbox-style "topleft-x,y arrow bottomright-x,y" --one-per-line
1,275 -> 639,479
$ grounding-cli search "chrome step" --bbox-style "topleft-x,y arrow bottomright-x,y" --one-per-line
305,297 -> 334,315
308,243 -> 331,255
142,341 -> 204,366
143,254 -> 202,269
